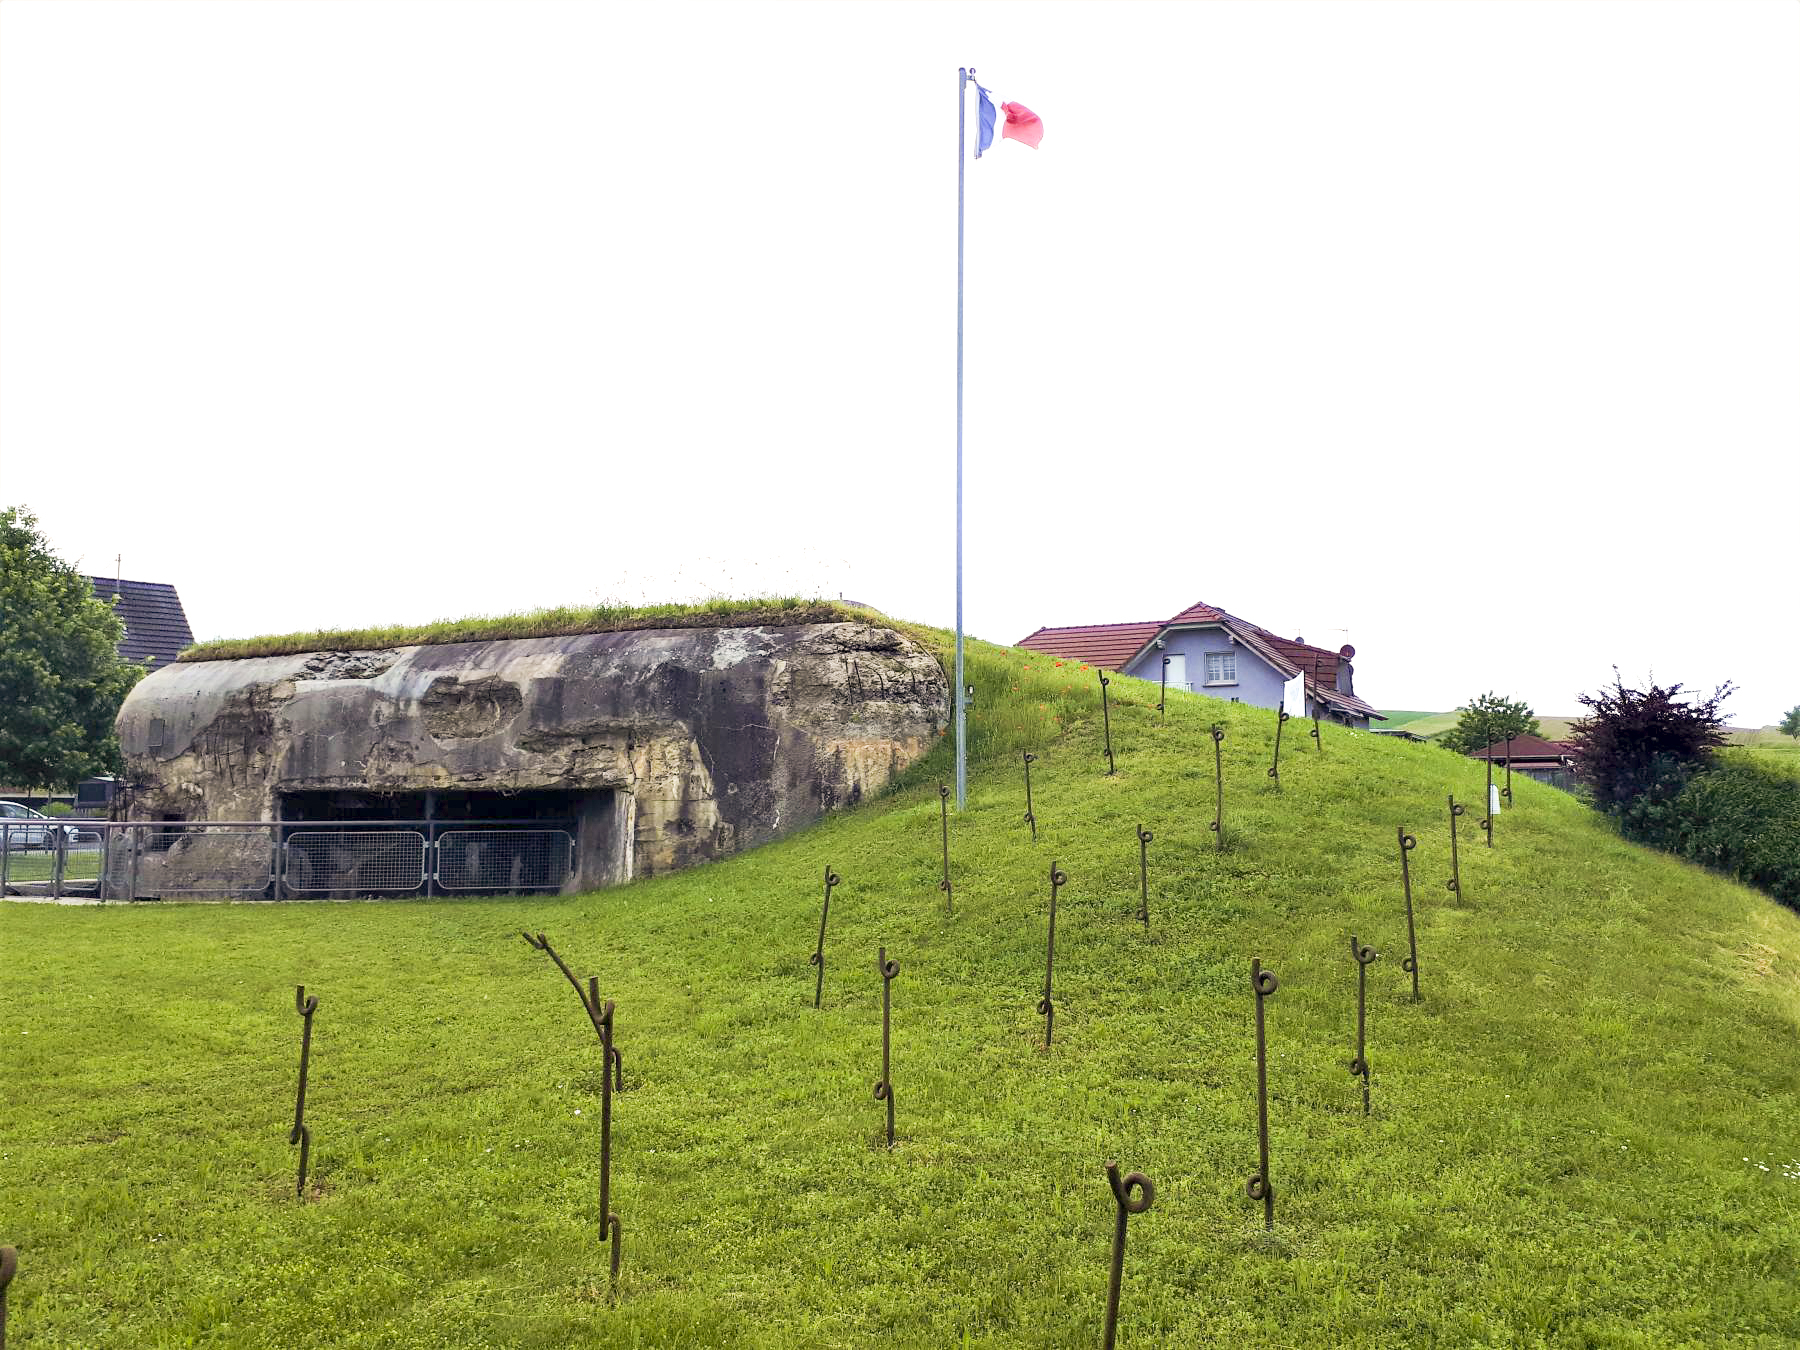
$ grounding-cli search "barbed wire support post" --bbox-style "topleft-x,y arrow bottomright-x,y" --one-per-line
1349,936 -> 1378,1116
1247,958 -> 1279,1231
520,932 -> 623,1284
1102,1163 -> 1154,1350
810,865 -> 840,1009
873,947 -> 899,1148
1039,862 -> 1067,1048
289,985 -> 318,1198
1398,827 -> 1421,1000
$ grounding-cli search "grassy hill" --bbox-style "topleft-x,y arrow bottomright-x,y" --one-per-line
5,634 -> 1800,1346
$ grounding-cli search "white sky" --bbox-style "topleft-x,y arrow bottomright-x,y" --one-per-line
2,1 -> 1796,723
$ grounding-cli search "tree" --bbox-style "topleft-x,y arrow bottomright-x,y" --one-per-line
1565,670 -> 1732,816
0,506 -> 144,788
1781,705 -> 1800,742
1439,691 -> 1540,756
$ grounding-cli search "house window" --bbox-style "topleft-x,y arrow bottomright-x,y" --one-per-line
1204,652 -> 1237,685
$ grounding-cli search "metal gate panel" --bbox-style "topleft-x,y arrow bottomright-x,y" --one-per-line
131,826 -> 273,897
284,830 -> 426,894
436,829 -> 572,892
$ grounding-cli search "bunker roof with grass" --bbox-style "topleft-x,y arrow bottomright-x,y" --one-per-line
174,596 -> 917,663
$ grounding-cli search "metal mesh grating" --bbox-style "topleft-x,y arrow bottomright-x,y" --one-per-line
436,829 -> 572,892
284,830 -> 426,894
133,826 -> 272,896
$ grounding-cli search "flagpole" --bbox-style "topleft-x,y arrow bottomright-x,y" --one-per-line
954,65 -> 968,812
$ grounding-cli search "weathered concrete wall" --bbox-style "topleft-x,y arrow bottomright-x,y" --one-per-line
115,622 -> 948,889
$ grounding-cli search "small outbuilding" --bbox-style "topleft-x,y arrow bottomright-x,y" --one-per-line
1465,735 -> 1578,791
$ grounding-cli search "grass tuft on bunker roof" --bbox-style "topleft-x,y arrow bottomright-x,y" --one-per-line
178,596 -> 895,662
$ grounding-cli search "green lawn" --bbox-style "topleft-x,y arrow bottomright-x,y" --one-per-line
5,638 -> 1800,1346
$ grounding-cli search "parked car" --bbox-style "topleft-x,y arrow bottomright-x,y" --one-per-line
1,801 -> 84,848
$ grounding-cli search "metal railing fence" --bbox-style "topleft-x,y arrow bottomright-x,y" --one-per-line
1,819 -> 575,902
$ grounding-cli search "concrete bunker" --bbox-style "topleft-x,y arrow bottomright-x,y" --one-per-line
114,621 -> 948,898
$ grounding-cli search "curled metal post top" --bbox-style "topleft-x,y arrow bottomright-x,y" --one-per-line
1210,724 -> 1225,744
1050,863 -> 1068,888
825,866 -> 840,888
1023,750 -> 1036,764
295,985 -> 318,1014
1251,960 -> 1279,996
1098,673 -> 1110,686
1399,830 -> 1417,851
1277,708 -> 1289,723
1106,1162 -> 1154,1213
1137,824 -> 1152,845
877,948 -> 899,980
1350,936 -> 1378,966
939,783 -> 950,801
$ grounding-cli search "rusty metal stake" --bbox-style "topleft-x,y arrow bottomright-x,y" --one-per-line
594,977 -> 621,1283
1247,958 -> 1279,1230
810,865 -> 840,1009
1398,827 -> 1421,1000
1102,1163 -> 1154,1350
1099,672 -> 1116,775
1022,751 -> 1038,845
1447,794 -> 1466,903
290,985 -> 318,1198
1,1243 -> 15,1350
873,946 -> 899,1148
937,783 -> 953,914
521,932 -> 622,1281
1158,655 -> 1169,719
1040,862 -> 1066,1048
1135,825 -> 1152,929
1349,935 -> 1378,1116
1311,706 -> 1323,755
1209,723 -> 1226,849
1269,707 -> 1289,788
1502,737 -> 1514,807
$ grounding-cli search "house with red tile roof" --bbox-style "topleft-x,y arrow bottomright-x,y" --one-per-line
1017,599 -> 1383,730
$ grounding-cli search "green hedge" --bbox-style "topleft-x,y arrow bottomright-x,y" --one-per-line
1620,755 -> 1800,908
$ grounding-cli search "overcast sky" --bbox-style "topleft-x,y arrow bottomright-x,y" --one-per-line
2,1 -> 1795,723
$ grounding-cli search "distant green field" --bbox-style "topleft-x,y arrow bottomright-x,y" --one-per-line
1373,710 -> 1438,729
1375,711 -> 1462,739
1378,711 -> 1777,747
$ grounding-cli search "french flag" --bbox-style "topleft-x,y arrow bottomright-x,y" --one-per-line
974,81 -> 1043,157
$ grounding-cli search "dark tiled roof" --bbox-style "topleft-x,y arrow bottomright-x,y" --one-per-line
1016,621 -> 1166,670
1466,735 -> 1572,763
87,577 -> 194,670
1256,634 -> 1343,687
1314,685 -> 1384,720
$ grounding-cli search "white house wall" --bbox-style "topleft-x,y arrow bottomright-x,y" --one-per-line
1122,626 -> 1290,712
